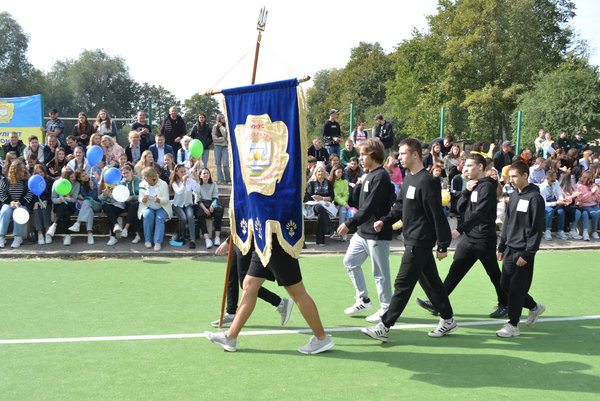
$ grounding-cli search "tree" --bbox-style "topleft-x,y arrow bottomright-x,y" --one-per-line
132,83 -> 180,130
182,94 -> 221,130
514,57 -> 600,148
0,12 -> 40,97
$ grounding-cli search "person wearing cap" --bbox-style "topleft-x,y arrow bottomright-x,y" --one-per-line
373,114 -> 394,157
493,140 -> 515,173
322,109 -> 343,157
45,109 -> 66,147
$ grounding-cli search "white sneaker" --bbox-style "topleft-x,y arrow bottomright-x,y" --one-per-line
154,243 -> 161,251
583,232 -> 590,241
68,222 -> 80,232
361,322 -> 390,342
496,323 -> 520,338
11,236 -> 23,249
144,241 -> 152,248
0,235 -> 5,248
297,335 -> 334,355
120,228 -> 128,238
557,230 -> 568,240
87,233 -> 95,245
46,224 -> 57,237
205,331 -> 237,352
526,303 -> 546,327
37,235 -> 45,245
543,230 -> 552,241
45,234 -> 53,244
365,308 -> 387,323
63,235 -> 72,246
344,298 -> 373,315
568,229 -> 582,240
277,298 -> 294,326
428,318 -> 458,338
132,234 -> 141,244
107,236 -> 118,246
214,237 -> 221,246
211,313 -> 236,328
113,224 -> 122,238
592,232 -> 600,240
205,238 -> 213,249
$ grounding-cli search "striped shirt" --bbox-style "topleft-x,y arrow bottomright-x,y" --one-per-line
0,178 -> 34,205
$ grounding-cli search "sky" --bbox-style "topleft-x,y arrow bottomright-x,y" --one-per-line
3,0 -> 600,102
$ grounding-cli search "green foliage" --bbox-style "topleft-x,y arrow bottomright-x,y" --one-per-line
132,83 -> 180,130
514,57 -> 600,148
0,12 -> 40,97
181,94 -> 221,130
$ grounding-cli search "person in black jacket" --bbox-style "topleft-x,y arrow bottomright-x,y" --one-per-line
305,165 -> 335,245
373,114 -> 394,157
337,139 -> 394,324
190,113 -> 212,168
362,138 -> 457,342
495,161 -> 546,338
416,154 -> 508,319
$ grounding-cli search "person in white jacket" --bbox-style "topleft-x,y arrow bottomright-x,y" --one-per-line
138,167 -> 172,251
539,170 -> 569,240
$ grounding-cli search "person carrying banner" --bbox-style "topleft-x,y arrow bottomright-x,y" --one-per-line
362,138 -> 457,342
204,79 -> 333,354
336,138 -> 394,324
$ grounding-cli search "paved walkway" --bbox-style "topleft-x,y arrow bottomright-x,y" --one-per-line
1,231 -> 599,259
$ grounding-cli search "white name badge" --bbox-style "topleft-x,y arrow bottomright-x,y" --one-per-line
517,199 -> 529,213
470,191 -> 478,203
406,185 -> 416,199
363,180 -> 370,192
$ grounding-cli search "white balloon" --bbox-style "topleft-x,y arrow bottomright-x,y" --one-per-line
112,185 -> 130,202
13,208 -> 30,225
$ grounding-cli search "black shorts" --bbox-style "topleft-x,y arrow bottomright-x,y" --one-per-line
247,236 -> 302,287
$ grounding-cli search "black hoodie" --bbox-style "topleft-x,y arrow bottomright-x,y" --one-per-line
456,176 -> 498,243
382,168 -> 451,251
498,184 -> 545,263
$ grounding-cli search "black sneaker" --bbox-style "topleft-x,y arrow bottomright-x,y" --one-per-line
416,298 -> 440,316
489,305 -> 508,319
189,241 -> 196,249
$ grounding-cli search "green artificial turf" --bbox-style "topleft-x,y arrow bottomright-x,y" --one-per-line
0,251 -> 599,400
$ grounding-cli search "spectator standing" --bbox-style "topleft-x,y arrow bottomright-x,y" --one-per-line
190,114 -> 212,168
534,129 -> 545,157
373,114 -> 394,157
211,114 -> 231,184
322,109 -> 343,157
160,106 -> 186,151
94,109 -> 118,139
351,120 -> 369,147
430,136 -> 454,157
72,112 -> 93,149
493,140 -> 515,174
45,108 -> 66,147
131,110 -> 154,148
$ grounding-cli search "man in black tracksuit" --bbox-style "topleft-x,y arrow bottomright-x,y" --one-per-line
416,153 -> 508,318
495,161 -> 546,338
362,138 -> 457,342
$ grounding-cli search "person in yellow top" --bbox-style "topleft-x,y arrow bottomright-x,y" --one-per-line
329,165 -> 350,241
469,141 -> 496,159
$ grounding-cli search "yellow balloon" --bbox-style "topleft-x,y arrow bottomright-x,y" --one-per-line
441,189 -> 451,207
392,220 -> 403,231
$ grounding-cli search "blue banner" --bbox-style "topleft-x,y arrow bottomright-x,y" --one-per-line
222,79 -> 306,264
0,95 -> 43,144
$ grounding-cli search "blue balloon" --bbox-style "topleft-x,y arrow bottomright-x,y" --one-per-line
86,145 -> 104,166
28,174 -> 47,196
104,167 -> 122,186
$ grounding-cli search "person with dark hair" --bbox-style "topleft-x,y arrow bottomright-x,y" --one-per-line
24,135 -> 45,164
416,153 -> 508,319
362,138 -> 457,342
211,113 -> 231,184
131,110 -> 154,149
148,133 -> 175,168
373,114 -> 394,157
94,109 -> 118,139
539,170 -> 569,240
307,138 -> 330,164
193,168 -> 224,248
495,161 -> 546,337
430,135 -> 454,157
190,113 -> 212,168
72,112 -> 93,148
304,165 -> 335,246
0,132 -> 26,161
322,109 -> 343,157
45,109 -> 66,147
493,140 -> 515,173
0,160 -> 33,248
337,138 -> 394,324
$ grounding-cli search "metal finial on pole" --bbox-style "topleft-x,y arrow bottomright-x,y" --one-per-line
251,7 -> 268,85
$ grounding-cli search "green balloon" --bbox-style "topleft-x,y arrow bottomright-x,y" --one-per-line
55,178 -> 72,196
189,139 -> 204,159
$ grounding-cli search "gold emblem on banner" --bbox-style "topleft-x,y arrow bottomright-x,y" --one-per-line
240,218 -> 248,235
0,101 -> 15,124
235,114 -> 289,196
286,220 -> 298,237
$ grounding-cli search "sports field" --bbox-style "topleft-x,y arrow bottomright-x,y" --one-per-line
1,250 -> 599,401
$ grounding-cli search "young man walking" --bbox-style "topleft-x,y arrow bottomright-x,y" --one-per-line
336,139 -> 394,323
495,161 -> 546,338
416,153 -> 508,318
362,138 -> 457,342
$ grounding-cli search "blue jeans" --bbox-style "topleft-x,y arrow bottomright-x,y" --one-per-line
326,144 -> 340,157
579,206 -> 600,231
201,148 -> 210,170
545,206 -> 565,231
0,204 -> 26,237
142,207 -> 169,244
214,145 -> 230,182
173,204 -> 196,241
